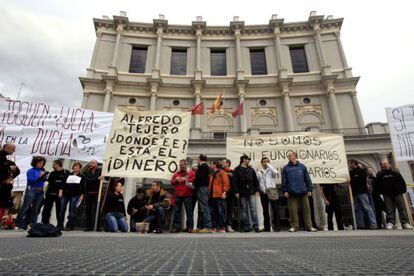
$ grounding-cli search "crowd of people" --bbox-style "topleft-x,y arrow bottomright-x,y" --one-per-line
0,142 -> 413,234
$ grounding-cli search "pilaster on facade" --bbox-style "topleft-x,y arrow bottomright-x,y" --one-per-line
81,90 -> 90,109
108,14 -> 129,77
335,31 -> 353,78
191,79 -> 206,138
230,17 -> 245,81
279,80 -> 295,132
147,77 -> 162,111
235,79 -> 248,135
192,18 -> 206,80
102,79 -> 115,112
269,15 -> 286,74
152,16 -> 168,79
323,76 -> 344,131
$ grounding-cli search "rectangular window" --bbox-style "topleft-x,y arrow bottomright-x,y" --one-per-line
129,47 -> 147,73
213,132 -> 226,140
210,49 -> 227,76
170,48 -> 187,75
289,46 -> 309,73
250,48 -> 267,75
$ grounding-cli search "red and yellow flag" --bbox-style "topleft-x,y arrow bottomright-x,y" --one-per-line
210,92 -> 223,114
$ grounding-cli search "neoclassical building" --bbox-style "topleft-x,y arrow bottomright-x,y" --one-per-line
79,12 -> 414,227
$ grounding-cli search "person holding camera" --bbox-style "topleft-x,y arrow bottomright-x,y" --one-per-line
16,156 -> 48,230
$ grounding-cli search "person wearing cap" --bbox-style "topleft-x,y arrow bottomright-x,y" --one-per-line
127,188 -> 148,232
233,154 -> 261,233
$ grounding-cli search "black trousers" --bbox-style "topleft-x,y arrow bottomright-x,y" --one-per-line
226,193 -> 236,227
260,193 -> 280,231
41,193 -> 61,225
308,195 -> 318,229
85,194 -> 98,230
325,195 -> 344,230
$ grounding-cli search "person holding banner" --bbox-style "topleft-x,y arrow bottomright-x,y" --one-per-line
170,159 -> 195,233
348,160 -> 377,230
234,155 -> 261,233
82,160 -> 103,231
16,157 -> 48,230
281,152 -> 317,232
257,157 -> 280,232
103,181 -> 128,232
59,162 -> 84,231
42,160 -> 68,227
376,159 -> 413,230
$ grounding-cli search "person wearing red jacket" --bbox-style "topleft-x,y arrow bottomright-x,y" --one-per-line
170,159 -> 195,233
209,161 -> 230,233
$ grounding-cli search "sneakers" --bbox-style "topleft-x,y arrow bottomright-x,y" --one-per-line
385,223 -> 394,230
288,227 -> 297,232
218,228 -> 226,233
307,227 -> 318,232
403,223 -> 413,230
226,226 -> 235,233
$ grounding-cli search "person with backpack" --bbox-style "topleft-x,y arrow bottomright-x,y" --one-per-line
42,160 -> 69,228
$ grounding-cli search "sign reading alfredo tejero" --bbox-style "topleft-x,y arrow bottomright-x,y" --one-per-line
226,133 -> 349,184
386,104 -> 414,162
0,99 -> 113,162
103,108 -> 191,179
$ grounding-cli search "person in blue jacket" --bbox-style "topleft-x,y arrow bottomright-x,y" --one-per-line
16,156 -> 48,230
281,152 -> 317,233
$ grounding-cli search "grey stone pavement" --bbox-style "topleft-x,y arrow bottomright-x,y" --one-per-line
0,230 -> 414,275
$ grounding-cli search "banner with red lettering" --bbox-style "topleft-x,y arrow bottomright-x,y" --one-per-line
0,99 -> 113,162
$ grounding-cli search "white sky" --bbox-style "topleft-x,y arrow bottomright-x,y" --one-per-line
0,0 -> 413,123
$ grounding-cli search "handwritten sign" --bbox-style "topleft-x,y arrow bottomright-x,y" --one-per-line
0,99 -> 113,162
226,132 -> 349,184
386,104 -> 414,161
102,108 -> 191,179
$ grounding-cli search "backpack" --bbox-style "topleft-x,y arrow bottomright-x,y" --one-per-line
27,223 -> 62,238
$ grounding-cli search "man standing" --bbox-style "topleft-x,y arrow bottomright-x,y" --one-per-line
42,160 -> 68,228
257,157 -> 280,232
376,159 -> 413,230
170,159 -> 195,233
282,152 -> 317,232
320,184 -> 344,231
222,159 -> 236,232
234,155 -> 260,233
82,160 -> 102,231
193,154 -> 212,233
348,160 -> 377,229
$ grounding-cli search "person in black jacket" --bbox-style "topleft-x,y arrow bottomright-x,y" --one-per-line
59,162 -> 84,231
376,159 -> 413,230
193,154 -> 212,233
0,143 -> 19,220
349,160 -> 377,229
234,155 -> 260,233
143,181 -> 171,234
82,160 -> 102,231
103,181 -> 128,232
127,188 -> 147,232
222,159 -> 237,232
321,184 -> 344,230
42,160 -> 69,227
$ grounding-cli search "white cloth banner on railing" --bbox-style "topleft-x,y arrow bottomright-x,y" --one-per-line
0,99 -> 113,162
102,108 -> 191,179
226,132 -> 349,184
386,104 -> 414,162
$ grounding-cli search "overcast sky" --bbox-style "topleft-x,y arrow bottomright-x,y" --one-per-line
0,0 -> 412,123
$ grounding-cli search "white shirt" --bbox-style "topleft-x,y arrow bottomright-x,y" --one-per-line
257,164 -> 278,193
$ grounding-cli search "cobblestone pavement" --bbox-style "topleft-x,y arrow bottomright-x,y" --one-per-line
0,230 -> 413,275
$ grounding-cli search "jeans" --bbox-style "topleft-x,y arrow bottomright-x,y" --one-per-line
209,198 -> 226,229
354,193 -> 377,228
288,193 -> 312,230
41,193 -> 61,225
173,196 -> 194,230
240,195 -> 259,230
16,188 -> 44,229
105,212 -> 128,232
260,193 -> 280,231
196,186 -> 212,229
59,196 -> 79,229
144,207 -> 166,231
383,194 -> 409,225
85,193 -> 98,230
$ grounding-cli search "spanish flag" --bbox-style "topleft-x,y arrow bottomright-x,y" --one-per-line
211,92 -> 223,114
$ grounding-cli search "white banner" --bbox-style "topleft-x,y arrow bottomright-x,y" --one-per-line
386,104 -> 414,161
226,132 -> 349,184
102,108 -> 191,179
0,99 -> 113,162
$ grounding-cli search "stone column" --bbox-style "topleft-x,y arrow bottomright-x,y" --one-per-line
194,91 -> 201,129
154,28 -> 163,70
235,30 -> 242,72
81,91 -> 90,109
102,80 -> 114,112
90,30 -> 103,68
273,28 -> 283,71
350,91 -> 365,130
110,25 -> 123,67
239,92 -> 247,135
327,87 -> 343,130
281,84 -> 295,132
335,31 -> 353,77
150,91 -> 157,111
196,30 -> 202,71
314,26 -> 327,67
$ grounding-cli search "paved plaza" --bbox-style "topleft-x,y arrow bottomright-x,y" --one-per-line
0,230 -> 413,275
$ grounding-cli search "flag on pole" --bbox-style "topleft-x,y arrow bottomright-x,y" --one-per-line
190,101 -> 204,115
232,102 -> 244,118
210,92 -> 223,114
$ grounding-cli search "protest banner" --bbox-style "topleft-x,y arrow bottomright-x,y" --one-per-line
102,107 -> 191,179
226,132 -> 349,184
386,104 -> 414,162
0,99 -> 113,162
